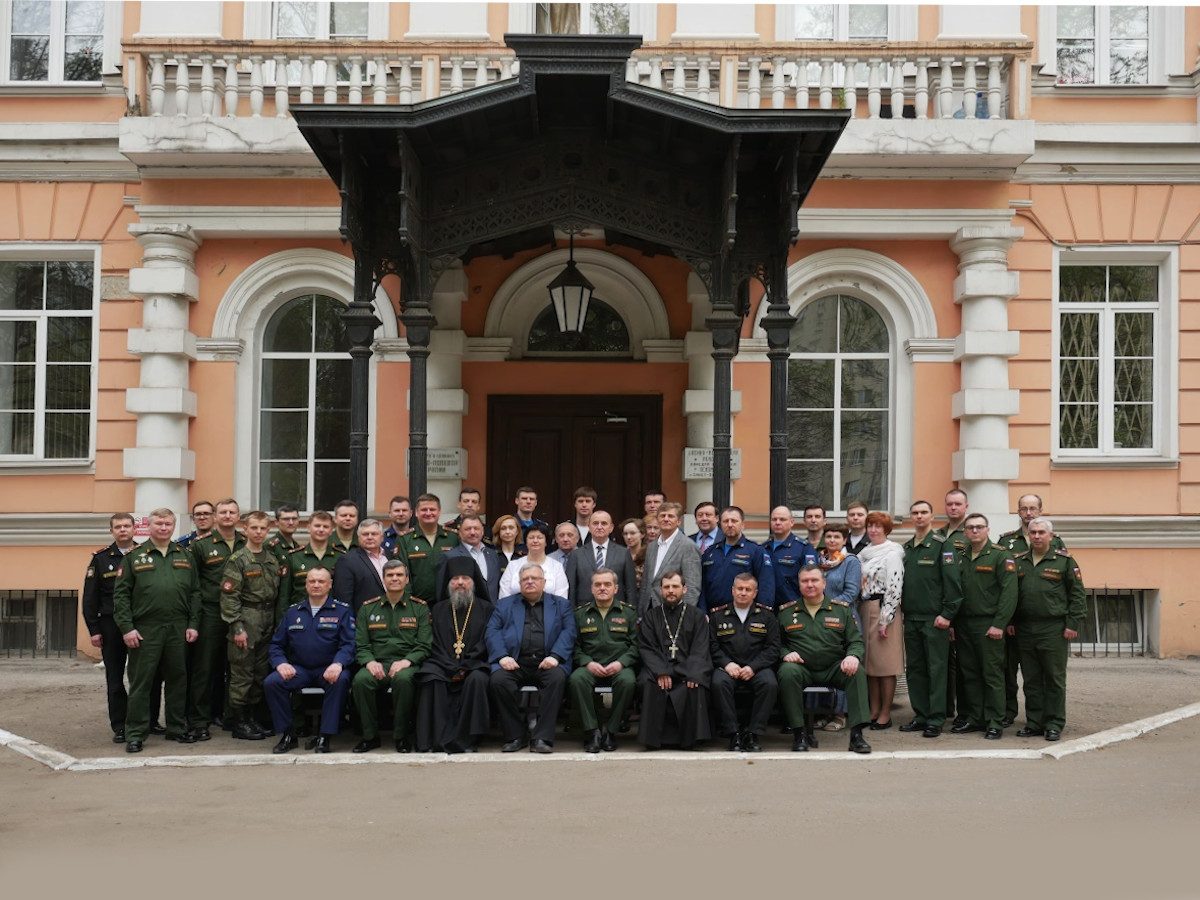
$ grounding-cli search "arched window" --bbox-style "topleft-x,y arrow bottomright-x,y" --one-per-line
787,294 -> 891,513
258,294 -> 351,512
526,297 -> 631,356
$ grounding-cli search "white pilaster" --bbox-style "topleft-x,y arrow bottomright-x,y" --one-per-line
124,224 -> 201,520
950,224 -> 1023,532
426,263 -> 469,507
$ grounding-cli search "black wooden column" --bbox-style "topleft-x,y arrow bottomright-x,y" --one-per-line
759,255 -> 797,509
706,302 -> 741,511
341,252 -> 382,517
400,295 -> 436,498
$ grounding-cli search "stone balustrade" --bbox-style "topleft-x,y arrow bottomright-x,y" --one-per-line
123,39 -> 1031,121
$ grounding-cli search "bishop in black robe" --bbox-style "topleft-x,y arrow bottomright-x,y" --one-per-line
638,573 -> 712,749
416,558 -> 493,753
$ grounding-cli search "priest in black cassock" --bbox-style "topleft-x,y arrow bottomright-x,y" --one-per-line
637,569 -> 712,749
415,557 -> 493,753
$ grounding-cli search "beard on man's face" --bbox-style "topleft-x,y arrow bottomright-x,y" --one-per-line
449,587 -> 473,612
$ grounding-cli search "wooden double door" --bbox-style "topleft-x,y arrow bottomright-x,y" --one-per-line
486,395 -> 662,528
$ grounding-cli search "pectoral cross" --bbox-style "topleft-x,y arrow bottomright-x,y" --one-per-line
453,639 -> 465,656
669,642 -> 678,660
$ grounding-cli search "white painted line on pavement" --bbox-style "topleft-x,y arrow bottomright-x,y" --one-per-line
0,727 -> 77,771
6,699 -> 1200,772
1041,700 -> 1200,760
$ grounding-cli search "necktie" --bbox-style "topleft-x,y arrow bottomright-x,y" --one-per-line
595,544 -> 604,567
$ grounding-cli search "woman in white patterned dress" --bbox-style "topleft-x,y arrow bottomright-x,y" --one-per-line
858,511 -> 906,728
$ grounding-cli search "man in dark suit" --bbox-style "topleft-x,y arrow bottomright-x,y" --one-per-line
485,561 -> 577,753
565,509 -> 637,607
434,514 -> 501,604
332,519 -> 390,614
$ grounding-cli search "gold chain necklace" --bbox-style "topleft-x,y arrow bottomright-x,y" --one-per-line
661,603 -> 686,661
451,597 -> 475,658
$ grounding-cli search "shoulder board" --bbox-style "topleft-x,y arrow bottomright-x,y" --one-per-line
754,603 -> 772,613
999,530 -> 1020,540
709,604 -> 729,614
778,599 -> 798,610
828,598 -> 849,607
94,546 -> 109,555
1054,548 -> 1072,558
332,599 -> 348,608
1013,550 -> 1029,559
361,596 -> 381,606
411,597 -> 428,605
931,529 -> 947,539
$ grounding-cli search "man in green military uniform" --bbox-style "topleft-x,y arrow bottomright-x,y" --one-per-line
899,499 -> 962,738
951,513 -> 1018,739
777,565 -> 871,753
998,494 -> 1068,727
940,488 -> 971,729
113,508 -> 199,753
266,503 -> 302,567
221,510 -> 283,741
351,559 -> 432,753
569,567 -> 639,753
1013,517 -> 1085,741
278,510 -> 342,616
396,493 -> 460,604
188,498 -> 245,736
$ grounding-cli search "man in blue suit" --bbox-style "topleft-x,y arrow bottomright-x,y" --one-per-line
435,514 -> 501,604
486,561 -> 577,753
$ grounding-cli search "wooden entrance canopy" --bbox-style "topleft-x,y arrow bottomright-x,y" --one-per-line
292,34 -> 848,513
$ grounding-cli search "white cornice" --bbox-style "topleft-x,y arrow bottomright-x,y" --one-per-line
0,122 -> 139,181
1052,517 -> 1200,549
195,338 -> 245,361
905,337 -> 956,362
796,208 -> 1015,240
135,205 -> 342,238
0,514 -> 113,546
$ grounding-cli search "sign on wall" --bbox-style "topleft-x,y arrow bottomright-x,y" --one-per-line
683,448 -> 742,480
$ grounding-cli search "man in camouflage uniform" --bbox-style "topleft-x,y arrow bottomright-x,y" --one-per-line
220,511 -> 282,740
188,498 -> 244,737
1013,517 -> 1086,741
266,503 -> 302,567
113,508 -> 199,753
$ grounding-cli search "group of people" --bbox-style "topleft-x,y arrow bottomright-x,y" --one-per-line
81,484 -> 1086,755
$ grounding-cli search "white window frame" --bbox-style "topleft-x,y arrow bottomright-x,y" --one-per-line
1051,245 -> 1178,464
244,1 -> 387,40
511,3 -> 654,38
0,0 -> 110,85
0,243 -> 100,467
1037,5 -> 1181,85
775,4 -> 917,43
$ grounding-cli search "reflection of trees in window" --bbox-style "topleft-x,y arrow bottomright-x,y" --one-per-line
1056,5 -> 1148,86
786,295 -> 889,513
8,0 -> 103,82
259,294 -> 352,512
527,298 -> 631,355
535,3 -> 630,35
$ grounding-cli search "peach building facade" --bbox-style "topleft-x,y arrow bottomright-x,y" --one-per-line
0,2 -> 1197,657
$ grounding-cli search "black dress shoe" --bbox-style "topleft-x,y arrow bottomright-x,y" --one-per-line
395,737 -> 412,754
1045,729 -> 1061,742
232,720 -> 266,741
164,731 -> 196,744
791,730 -> 811,752
529,739 -> 553,754
1015,726 -> 1044,737
313,735 -> 332,753
984,727 -> 1003,740
352,737 -> 381,754
1001,716 -> 1016,728
191,727 -> 211,742
583,729 -> 603,754
742,732 -> 762,753
112,729 -> 125,744
727,732 -> 743,752
922,724 -> 943,738
950,721 -> 981,734
125,740 -> 143,753
951,717 -> 969,730
501,738 -> 528,753
869,719 -> 893,731
149,723 -> 167,735
848,729 -> 872,754
898,720 -> 926,733
273,731 -> 298,754
601,730 -> 617,752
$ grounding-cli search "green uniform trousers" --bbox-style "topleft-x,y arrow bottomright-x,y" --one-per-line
1017,621 -> 1069,732
779,661 -> 870,730
351,664 -> 419,740
903,617 -> 950,727
955,618 -> 1006,730
227,607 -> 273,716
1004,631 -> 1020,721
189,605 -> 227,727
567,666 -> 636,732
126,623 -> 188,742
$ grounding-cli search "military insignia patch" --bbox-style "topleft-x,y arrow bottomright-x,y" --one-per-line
222,580 -> 234,591
1004,559 -> 1016,573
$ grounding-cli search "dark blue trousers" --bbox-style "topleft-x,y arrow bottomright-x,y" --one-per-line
264,667 -> 350,735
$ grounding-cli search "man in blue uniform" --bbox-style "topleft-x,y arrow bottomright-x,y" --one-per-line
700,506 -> 774,612
765,505 -> 817,610
265,566 -> 355,753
